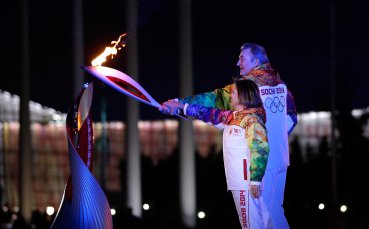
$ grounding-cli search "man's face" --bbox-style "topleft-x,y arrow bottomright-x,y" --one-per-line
237,48 -> 259,76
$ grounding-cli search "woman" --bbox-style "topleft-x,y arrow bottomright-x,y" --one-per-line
162,79 -> 270,228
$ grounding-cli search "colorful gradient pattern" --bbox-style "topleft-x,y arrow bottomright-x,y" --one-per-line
51,83 -> 113,229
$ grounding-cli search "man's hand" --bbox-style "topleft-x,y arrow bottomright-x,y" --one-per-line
250,185 -> 261,199
158,100 -> 185,115
158,103 -> 172,115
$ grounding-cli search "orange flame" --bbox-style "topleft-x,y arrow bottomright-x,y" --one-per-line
91,33 -> 127,66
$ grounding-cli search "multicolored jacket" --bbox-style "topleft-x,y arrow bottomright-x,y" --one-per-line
184,104 -> 269,188
179,63 -> 297,169
179,63 -> 298,134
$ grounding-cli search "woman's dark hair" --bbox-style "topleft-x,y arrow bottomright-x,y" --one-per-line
234,79 -> 263,108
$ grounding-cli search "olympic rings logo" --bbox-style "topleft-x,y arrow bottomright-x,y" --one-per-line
264,96 -> 285,113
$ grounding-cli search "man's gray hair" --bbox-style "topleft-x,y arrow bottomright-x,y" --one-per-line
240,43 -> 270,64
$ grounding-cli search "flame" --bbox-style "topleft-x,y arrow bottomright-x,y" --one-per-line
91,33 -> 127,66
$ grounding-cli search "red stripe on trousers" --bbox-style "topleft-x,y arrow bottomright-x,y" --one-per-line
243,159 -> 247,180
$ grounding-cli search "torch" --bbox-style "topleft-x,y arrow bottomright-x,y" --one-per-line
82,34 -> 188,120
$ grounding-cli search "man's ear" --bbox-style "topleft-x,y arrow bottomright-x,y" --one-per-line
254,57 -> 260,66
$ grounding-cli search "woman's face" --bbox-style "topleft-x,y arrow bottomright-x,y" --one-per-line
231,86 -> 240,108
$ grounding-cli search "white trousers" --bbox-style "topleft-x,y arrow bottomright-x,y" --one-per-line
261,166 -> 289,229
231,190 -> 270,229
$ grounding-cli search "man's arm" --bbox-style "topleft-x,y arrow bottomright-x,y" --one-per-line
286,89 -> 298,135
160,100 -> 231,127
178,84 -> 234,110
184,104 -> 231,127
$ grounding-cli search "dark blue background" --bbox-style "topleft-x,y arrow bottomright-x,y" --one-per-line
1,0 -> 368,121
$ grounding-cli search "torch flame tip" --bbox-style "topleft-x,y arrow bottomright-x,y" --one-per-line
91,33 -> 128,66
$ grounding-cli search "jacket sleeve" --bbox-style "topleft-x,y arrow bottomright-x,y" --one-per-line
246,116 -> 270,184
184,104 -> 231,128
286,89 -> 298,135
178,84 -> 234,110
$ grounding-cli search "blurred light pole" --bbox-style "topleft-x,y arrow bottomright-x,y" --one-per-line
126,0 -> 142,218
330,0 -> 337,204
73,0 -> 84,98
20,0 -> 32,222
179,0 -> 196,227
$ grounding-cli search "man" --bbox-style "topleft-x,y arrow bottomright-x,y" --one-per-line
160,43 -> 297,228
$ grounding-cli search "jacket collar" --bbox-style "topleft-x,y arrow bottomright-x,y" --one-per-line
241,63 -> 284,87
233,107 -> 266,123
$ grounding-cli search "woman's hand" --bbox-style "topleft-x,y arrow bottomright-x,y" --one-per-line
250,185 -> 261,199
